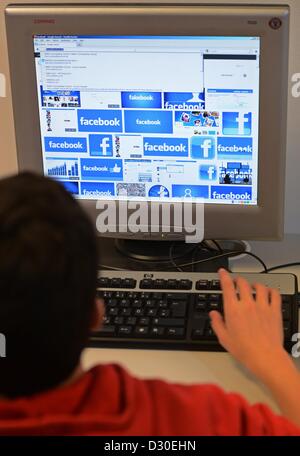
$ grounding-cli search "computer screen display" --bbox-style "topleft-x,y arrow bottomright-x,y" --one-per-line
33,35 -> 260,205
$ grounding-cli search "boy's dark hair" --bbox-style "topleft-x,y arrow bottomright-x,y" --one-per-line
0,173 -> 98,398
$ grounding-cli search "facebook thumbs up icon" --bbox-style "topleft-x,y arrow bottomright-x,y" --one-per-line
112,163 -> 122,174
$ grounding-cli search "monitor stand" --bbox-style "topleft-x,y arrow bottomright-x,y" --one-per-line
97,238 -> 247,273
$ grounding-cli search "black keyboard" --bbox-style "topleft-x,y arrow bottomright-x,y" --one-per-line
90,271 -> 299,352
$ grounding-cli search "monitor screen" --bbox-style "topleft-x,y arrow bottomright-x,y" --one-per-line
33,35 -> 259,205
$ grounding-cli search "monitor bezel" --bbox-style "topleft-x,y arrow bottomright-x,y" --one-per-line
5,3 -> 289,240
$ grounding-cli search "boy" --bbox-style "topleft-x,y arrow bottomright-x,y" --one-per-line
0,172 -> 299,435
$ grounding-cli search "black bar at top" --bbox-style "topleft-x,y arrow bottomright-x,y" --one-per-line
203,54 -> 257,60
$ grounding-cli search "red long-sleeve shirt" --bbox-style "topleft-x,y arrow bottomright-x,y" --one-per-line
0,364 -> 299,435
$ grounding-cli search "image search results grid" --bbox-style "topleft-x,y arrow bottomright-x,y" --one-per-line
34,36 -> 260,205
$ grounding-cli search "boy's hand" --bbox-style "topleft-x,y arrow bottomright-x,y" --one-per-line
210,269 -> 285,377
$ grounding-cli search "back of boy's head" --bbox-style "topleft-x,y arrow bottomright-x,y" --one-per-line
0,172 -> 98,398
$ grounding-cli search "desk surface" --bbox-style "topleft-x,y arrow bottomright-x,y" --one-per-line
82,234 -> 300,412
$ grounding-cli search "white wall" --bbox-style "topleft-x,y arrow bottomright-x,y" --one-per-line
0,0 -> 299,233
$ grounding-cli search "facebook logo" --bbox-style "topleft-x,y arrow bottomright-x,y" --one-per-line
199,165 -> 217,181
44,137 -> 87,153
164,92 -> 205,110
172,184 -> 209,199
191,136 -> 216,159
89,134 -> 113,157
211,186 -> 252,201
222,112 -> 252,136
77,110 -> 122,132
124,110 -> 173,134
80,158 -> 123,181
144,137 -> 189,157
121,92 -> 161,109
217,137 -> 253,158
81,182 -> 115,197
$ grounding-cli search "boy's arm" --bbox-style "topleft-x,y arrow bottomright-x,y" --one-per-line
210,269 -> 300,428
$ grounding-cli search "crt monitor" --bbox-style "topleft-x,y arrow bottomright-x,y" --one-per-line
5,3 -> 289,244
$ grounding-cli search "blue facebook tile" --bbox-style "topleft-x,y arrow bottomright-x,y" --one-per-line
89,134 -> 113,157
222,112 -> 252,136
121,92 -> 162,108
80,158 -> 123,181
124,110 -> 173,134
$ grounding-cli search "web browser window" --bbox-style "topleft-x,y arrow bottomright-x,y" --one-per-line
33,35 -> 260,205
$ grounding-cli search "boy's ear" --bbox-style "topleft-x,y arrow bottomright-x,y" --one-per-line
90,298 -> 105,332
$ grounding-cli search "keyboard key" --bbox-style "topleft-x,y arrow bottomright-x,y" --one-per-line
141,292 -> 151,299
126,317 -> 137,326
196,280 -> 209,290
178,279 -> 192,290
135,326 -> 149,336
167,328 -> 185,338
97,277 -> 110,287
209,294 -> 221,301
123,278 -> 137,289
118,326 -> 132,335
153,318 -> 185,327
208,301 -> 219,310
195,302 -> 206,312
159,309 -> 170,317
103,291 -> 113,298
166,293 -> 188,300
197,294 -> 208,301
211,280 -> 221,290
134,308 -> 145,316
154,279 -> 166,289
206,327 -> 216,337
147,308 -> 157,317
140,279 -> 154,289
120,308 -> 132,317
108,307 -> 118,316
157,300 -> 168,309
111,278 -> 122,288
151,327 -> 165,337
114,316 -> 124,325
132,299 -> 143,308
281,302 -> 291,320
192,329 -> 205,340
283,322 -> 291,338
170,302 -> 187,317
97,325 -> 116,336
115,291 -> 126,299
120,299 -> 130,307
153,292 -> 163,299
166,279 -> 178,289
139,317 -> 150,326
192,316 -> 207,337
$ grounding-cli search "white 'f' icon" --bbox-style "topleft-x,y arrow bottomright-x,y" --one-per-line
236,113 -> 249,135
201,139 -> 212,158
100,137 -> 110,155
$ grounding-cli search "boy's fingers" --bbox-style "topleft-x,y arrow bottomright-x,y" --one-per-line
219,269 -> 237,304
270,287 -> 282,314
209,311 -> 228,347
235,276 -> 253,301
254,283 -> 269,306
